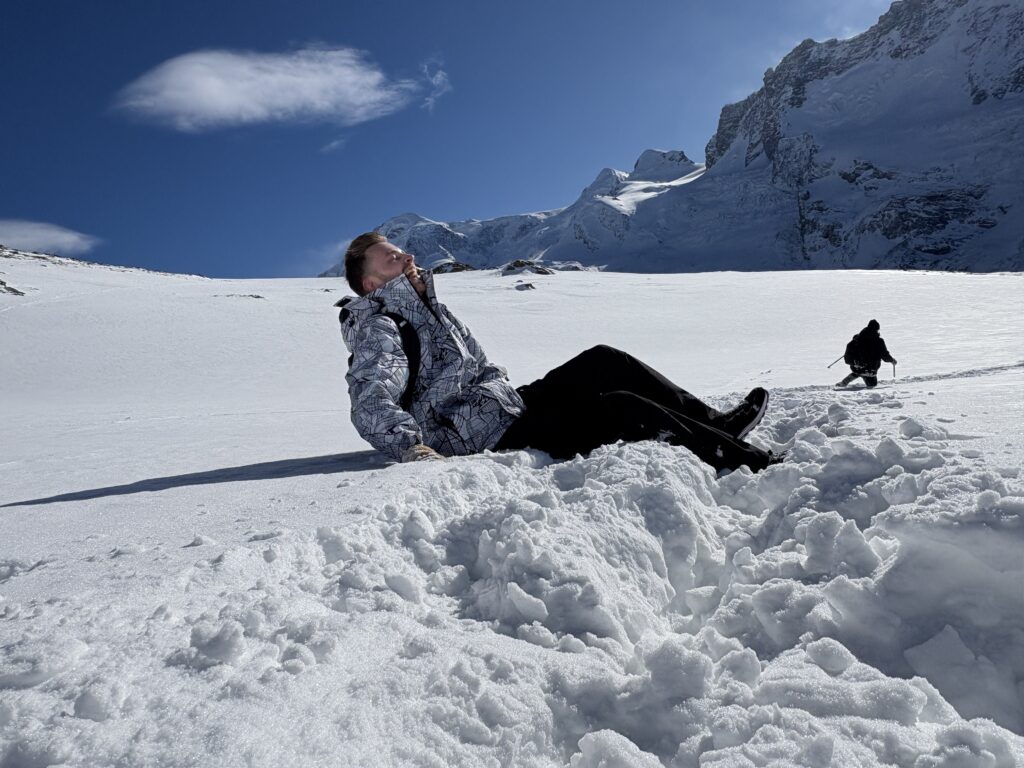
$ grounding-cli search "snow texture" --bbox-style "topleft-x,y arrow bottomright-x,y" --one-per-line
2,247 -> 1023,766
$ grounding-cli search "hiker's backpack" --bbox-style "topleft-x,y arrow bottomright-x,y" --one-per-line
843,334 -> 860,366
336,300 -> 421,411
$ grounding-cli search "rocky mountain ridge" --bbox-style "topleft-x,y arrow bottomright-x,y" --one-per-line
323,0 -> 1023,276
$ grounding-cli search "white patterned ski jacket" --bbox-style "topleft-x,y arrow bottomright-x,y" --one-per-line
338,272 -> 524,462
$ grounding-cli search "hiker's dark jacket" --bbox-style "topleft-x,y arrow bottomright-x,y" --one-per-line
844,327 -> 895,373
338,272 -> 524,461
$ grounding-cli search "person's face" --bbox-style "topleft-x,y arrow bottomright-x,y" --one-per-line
361,241 -> 415,294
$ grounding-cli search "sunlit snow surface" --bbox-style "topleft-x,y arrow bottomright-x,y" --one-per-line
2,249 -> 1023,767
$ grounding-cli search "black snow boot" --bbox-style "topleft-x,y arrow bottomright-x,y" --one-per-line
719,387 -> 769,439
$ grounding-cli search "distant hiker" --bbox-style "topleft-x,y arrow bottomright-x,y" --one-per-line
336,232 -> 781,472
836,319 -> 897,389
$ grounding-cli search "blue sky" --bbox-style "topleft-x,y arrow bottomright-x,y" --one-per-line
0,0 -> 891,277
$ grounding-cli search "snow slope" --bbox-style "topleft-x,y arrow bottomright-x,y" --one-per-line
2,248 -> 1024,766
322,0 -> 1024,275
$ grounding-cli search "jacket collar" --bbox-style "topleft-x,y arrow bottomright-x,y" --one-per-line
336,271 -> 437,352
367,270 -> 438,308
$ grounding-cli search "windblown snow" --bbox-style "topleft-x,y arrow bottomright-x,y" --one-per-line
2,248 -> 1023,767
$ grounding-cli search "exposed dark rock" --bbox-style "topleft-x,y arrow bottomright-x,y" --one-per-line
839,162 -> 898,185
704,94 -> 755,170
866,187 -> 985,241
0,278 -> 25,296
500,260 -> 555,276
430,261 -> 476,274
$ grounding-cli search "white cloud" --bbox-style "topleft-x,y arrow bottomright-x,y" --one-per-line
760,1 -> 891,69
810,0 -> 892,41
302,237 -> 352,277
421,60 -> 452,112
320,136 -> 348,153
115,47 -> 444,132
0,220 -> 101,256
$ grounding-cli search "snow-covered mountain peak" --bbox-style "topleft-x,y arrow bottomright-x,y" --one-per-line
323,0 -> 1023,276
627,149 -> 698,182
579,167 -> 628,200
703,0 -> 1020,171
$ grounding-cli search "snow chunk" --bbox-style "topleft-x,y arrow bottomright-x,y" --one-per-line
569,730 -> 662,768
715,648 -> 762,687
905,625 -> 1023,733
805,637 -> 855,675
171,619 -> 247,669
74,679 -> 127,722
645,635 -> 711,699
756,650 -> 927,725
915,723 -> 1010,768
900,417 -> 948,440
385,572 -> 422,603
402,509 -> 436,541
506,582 -> 548,623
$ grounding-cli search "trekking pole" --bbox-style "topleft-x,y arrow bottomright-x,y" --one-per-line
826,355 -> 843,369
893,362 -> 897,379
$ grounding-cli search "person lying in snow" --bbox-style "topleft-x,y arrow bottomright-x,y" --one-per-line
836,319 -> 897,389
336,232 -> 781,472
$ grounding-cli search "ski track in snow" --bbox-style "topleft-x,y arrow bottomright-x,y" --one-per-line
789,361 -> 1024,393
2,377 -> 1023,766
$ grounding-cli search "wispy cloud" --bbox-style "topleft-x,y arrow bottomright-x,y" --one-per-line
301,237 -> 352,277
0,219 -> 101,256
421,59 -> 452,112
818,0 -> 891,40
320,136 -> 348,153
761,1 -> 891,70
115,47 -> 447,132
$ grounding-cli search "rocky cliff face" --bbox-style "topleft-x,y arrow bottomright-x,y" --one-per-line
704,0 -> 983,170
324,0 -> 1024,275
701,0 -> 1023,270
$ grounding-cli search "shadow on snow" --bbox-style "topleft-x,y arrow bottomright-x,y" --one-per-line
1,451 -> 388,507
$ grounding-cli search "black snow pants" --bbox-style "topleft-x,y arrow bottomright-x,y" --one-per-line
838,370 -> 878,388
494,345 -> 771,472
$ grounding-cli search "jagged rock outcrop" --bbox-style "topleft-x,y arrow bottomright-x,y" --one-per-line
322,0 -> 1023,276
499,260 -> 555,276
697,0 -> 1024,270
431,260 -> 475,274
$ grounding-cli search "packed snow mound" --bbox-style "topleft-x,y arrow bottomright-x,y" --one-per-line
3,391 -> 1023,765
322,0 -> 1024,276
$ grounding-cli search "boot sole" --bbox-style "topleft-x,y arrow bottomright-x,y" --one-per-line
735,391 -> 769,440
